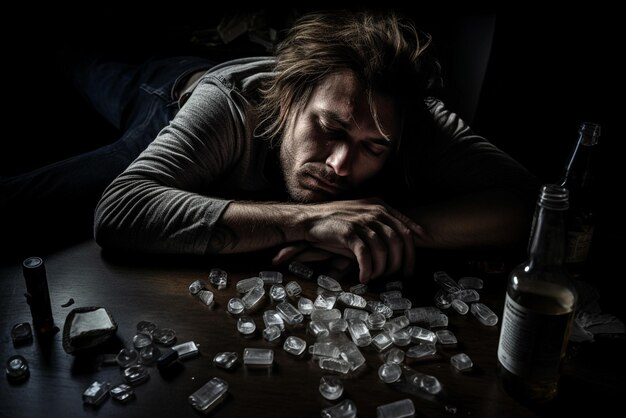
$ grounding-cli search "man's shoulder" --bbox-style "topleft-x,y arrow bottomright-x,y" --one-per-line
204,56 -> 276,91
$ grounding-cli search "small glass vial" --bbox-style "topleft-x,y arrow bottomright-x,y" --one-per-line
23,257 -> 54,334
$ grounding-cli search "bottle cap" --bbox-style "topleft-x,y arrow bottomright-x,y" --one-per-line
22,257 -> 46,282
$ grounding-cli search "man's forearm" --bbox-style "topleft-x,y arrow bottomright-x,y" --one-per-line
208,202 -> 307,253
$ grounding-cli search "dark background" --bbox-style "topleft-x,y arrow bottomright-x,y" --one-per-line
2,5 -> 622,319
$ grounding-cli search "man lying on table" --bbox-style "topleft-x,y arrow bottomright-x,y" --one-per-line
95,11 -> 537,284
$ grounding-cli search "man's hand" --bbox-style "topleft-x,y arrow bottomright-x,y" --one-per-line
294,198 -> 422,283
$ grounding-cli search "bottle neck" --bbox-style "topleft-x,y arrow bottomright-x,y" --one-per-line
528,205 -> 566,268
560,124 -> 599,190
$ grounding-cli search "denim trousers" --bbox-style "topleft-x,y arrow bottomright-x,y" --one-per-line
0,55 -> 215,256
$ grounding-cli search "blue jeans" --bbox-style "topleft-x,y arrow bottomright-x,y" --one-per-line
1,55 -> 215,256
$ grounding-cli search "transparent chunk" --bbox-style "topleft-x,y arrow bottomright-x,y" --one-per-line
366,301 -> 394,318
133,332 -> 153,350
433,271 -> 461,293
116,348 -> 139,367
385,281 -> 403,291
242,286 -> 265,309
236,277 -> 264,294
317,275 -> 343,292
319,375 -> 344,400
243,348 -> 273,366
152,328 -> 177,346
343,308 -> 369,322
318,357 -> 351,374
227,298 -> 244,314
276,301 -> 303,325
297,297 -> 314,315
283,336 -> 307,355
339,342 -> 366,371
213,352 -> 238,370
172,341 -> 199,360
309,320 -> 330,338
347,320 -> 371,347
451,352 -> 473,371
434,289 -> 453,309
285,281 -> 302,298
406,326 -> 437,344
366,313 -> 386,330
390,329 -> 411,346
269,284 -> 287,302
378,363 -> 402,383
377,398 -> 415,418
471,302 -> 498,326
404,307 -> 441,324
417,374 -> 442,394
123,365 -> 149,385
5,355 -> 29,381
309,342 -> 341,359
263,325 -> 281,341
384,298 -> 412,311
458,276 -> 483,290
188,279 -> 205,295
237,316 -> 256,335
314,294 -> 337,310
321,399 -> 357,418
406,343 -> 437,359
451,299 -> 469,315
263,310 -> 285,330
383,347 -> 405,364
197,289 -> 214,306
429,313 -> 449,328
435,329 -> 457,345
328,318 -> 349,333
259,270 -> 283,284
139,345 -> 161,366
288,261 -> 313,280
371,333 -> 393,352
449,289 -> 480,303
338,292 -> 367,308
110,383 -> 134,403
349,283 -> 367,295
382,315 -> 409,333
311,308 -> 341,323
136,320 -> 157,335
188,377 -> 228,413
83,380 -> 111,405
208,268 -> 227,290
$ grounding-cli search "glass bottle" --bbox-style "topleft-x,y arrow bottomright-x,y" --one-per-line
497,185 -> 577,403
560,122 -> 600,277
23,256 -> 55,334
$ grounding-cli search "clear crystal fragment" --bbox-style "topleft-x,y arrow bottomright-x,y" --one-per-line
283,336 -> 307,355
139,345 -> 161,365
383,315 -> 409,333
406,343 -> 437,359
418,374 -> 442,394
237,316 -> 256,335
328,318 -> 349,332
263,325 -> 281,341
366,301 -> 394,318
470,302 -> 498,326
6,355 -> 29,381
347,320 -> 371,347
404,307 -> 441,324
384,347 -> 405,364
116,348 -> 139,367
458,276 -> 483,290
243,348 -> 273,365
213,352 -> 238,369
297,297 -> 314,314
430,313 -> 449,328
386,280 -> 403,291
285,281 -> 302,298
110,383 -> 134,403
338,292 -> 367,308
123,365 -> 149,385
377,398 -> 415,418
136,320 -> 157,335
433,271 -> 461,293
434,289 -> 453,309
11,322 -> 32,344
349,283 -> 367,295
390,329 -> 411,346
133,332 -> 153,350
227,298 -> 244,314
152,328 -> 177,346
435,329 -> 457,345
276,301 -> 303,325
406,326 -> 437,344
318,357 -> 351,374
197,289 -> 214,306
343,308 -> 369,322
314,294 -> 337,310
309,342 -> 341,359
288,261 -> 313,279
172,341 -> 199,360
378,363 -> 402,383
339,342 -> 366,371
263,310 -> 285,330
269,284 -> 286,302
380,290 -> 402,303
259,270 -> 283,284
311,308 -> 341,323
236,277 -> 264,294
450,289 -> 480,303
242,286 -> 265,309
83,380 -> 111,405
450,353 -> 473,371
366,313 -> 386,330
371,333 -> 393,352
309,320 -> 330,338
385,297 -> 412,311
188,377 -> 228,413
208,268 -> 228,289
189,279 -> 205,295
317,275 -> 343,292
321,399 -> 357,418
319,375 -> 344,400
451,299 -> 469,315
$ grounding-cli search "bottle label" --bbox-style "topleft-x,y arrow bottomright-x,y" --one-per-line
498,294 -> 572,379
566,226 -> 593,263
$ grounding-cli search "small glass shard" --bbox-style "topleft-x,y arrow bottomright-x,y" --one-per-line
235,277 -> 264,294
451,352 -> 473,371
189,279 -> 206,295
263,325 -> 281,341
319,375 -> 344,400
227,298 -> 245,314
269,284 -> 286,302
371,333 -> 393,352
285,281 -> 302,298
297,297 -> 314,315
458,276 -> 484,290
243,348 -> 273,366
317,275 -> 343,292
110,383 -> 135,403
385,297 -> 412,311
311,309 -> 341,323
172,341 -> 200,360
139,345 -> 161,366
349,283 -> 367,295
347,320 -> 371,347
366,313 -> 386,330
288,261 -> 313,280
383,347 -> 405,364
283,336 -> 306,355
82,380 -> 111,405
11,323 -> 32,345
133,333 -> 153,350
242,286 -> 265,310
339,342 -> 366,371
328,318 -> 348,333
156,347 -> 179,369
338,292 -> 367,308
309,320 -> 330,338
406,343 -> 437,359
309,342 -> 341,359
377,398 -> 415,418
188,377 -> 229,413
451,299 -> 469,315
314,294 -> 337,310
435,329 -> 457,345
213,352 -> 238,370
259,270 -> 283,284
470,302 -> 498,326
136,320 -> 157,335
197,289 -> 214,306
6,355 -> 29,382
318,357 -> 351,374
378,363 -> 402,383
433,271 -> 461,293
263,310 -> 285,330
237,317 -> 256,335
208,268 -> 228,289
380,290 -> 402,303
385,281 -> 403,291
276,301 -> 303,325
152,328 -> 177,346
321,399 -> 357,418
123,364 -> 150,385
116,348 -> 139,367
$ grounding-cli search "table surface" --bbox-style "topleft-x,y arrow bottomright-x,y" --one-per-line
1,240 -> 624,418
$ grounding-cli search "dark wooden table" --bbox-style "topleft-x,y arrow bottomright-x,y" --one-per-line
1,240 -> 624,417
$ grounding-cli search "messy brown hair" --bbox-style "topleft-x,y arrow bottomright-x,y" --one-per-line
256,10 -> 441,145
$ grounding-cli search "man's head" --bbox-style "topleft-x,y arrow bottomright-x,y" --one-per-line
257,11 -> 440,202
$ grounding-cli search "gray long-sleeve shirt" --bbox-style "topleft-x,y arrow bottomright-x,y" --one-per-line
94,56 -> 536,254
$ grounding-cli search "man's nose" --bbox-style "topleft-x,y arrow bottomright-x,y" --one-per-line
326,142 -> 353,177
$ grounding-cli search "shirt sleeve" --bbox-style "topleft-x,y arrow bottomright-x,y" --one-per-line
403,99 -> 538,203
94,78 -> 250,254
